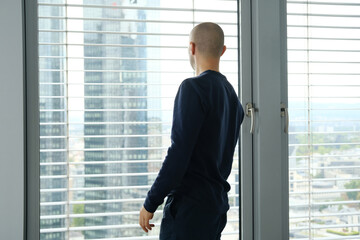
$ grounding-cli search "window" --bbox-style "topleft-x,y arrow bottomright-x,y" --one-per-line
288,1 -> 360,239
38,0 -> 239,239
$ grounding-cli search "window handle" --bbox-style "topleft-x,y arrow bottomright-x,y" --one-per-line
246,103 -> 255,134
281,103 -> 289,134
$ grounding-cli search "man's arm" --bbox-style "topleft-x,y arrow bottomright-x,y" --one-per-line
139,80 -> 206,230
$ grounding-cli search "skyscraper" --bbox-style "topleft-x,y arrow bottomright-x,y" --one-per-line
83,0 -> 150,238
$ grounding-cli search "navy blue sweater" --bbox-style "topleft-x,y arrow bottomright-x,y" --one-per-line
144,70 -> 244,214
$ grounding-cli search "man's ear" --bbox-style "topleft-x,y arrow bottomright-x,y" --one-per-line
220,45 -> 226,56
189,42 -> 196,55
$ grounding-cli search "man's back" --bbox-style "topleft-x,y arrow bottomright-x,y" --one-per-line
172,70 -> 244,213
143,70 -> 243,214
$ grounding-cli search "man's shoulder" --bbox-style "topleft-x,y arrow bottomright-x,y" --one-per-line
178,76 -> 203,92
179,77 -> 211,100
182,75 -> 203,84
181,74 -> 213,89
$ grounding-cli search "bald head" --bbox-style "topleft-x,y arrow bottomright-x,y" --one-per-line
190,22 -> 225,58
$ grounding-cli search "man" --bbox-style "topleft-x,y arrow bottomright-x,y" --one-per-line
139,22 -> 244,239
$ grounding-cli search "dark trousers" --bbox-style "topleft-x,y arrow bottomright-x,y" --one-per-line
159,195 -> 227,240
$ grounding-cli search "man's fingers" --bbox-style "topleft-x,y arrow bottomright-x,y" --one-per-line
140,218 -> 148,233
139,214 -> 148,232
141,225 -> 148,233
139,206 -> 154,232
139,216 -> 151,232
146,220 -> 153,231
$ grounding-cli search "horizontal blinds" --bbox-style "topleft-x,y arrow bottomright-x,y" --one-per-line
38,0 -> 239,239
287,1 -> 360,239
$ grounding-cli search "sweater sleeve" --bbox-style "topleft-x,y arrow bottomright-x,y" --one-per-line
143,80 -> 206,213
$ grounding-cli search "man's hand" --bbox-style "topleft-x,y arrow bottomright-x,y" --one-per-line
139,206 -> 155,232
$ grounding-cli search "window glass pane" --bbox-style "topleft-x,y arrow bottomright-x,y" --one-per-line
38,0 -> 239,239
288,1 -> 360,239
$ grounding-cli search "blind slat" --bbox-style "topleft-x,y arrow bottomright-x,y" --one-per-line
38,3 -> 237,13
38,15 -> 237,25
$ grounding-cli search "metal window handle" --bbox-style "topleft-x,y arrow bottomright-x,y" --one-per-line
246,103 -> 255,134
281,103 -> 289,134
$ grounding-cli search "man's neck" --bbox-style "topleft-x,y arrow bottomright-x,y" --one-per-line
195,58 -> 220,76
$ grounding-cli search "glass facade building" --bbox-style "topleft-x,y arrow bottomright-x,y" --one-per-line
82,0 -> 152,238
